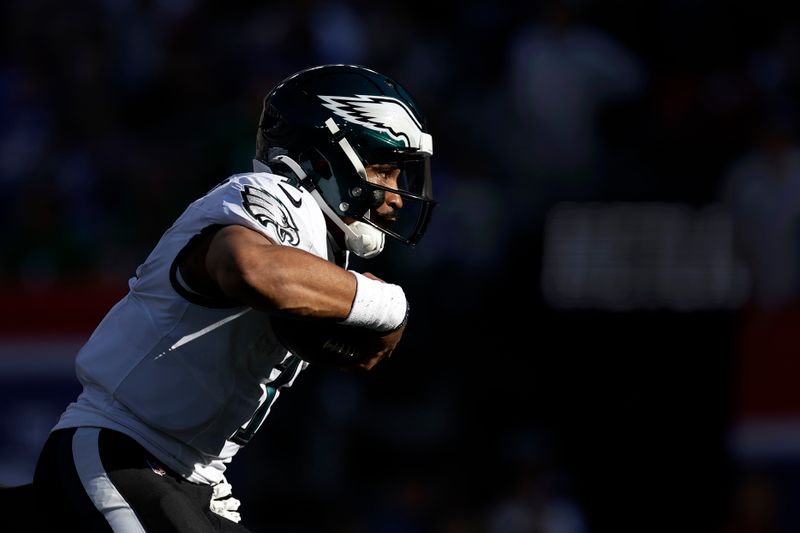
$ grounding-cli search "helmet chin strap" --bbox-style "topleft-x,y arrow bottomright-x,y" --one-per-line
310,188 -> 385,259
271,154 -> 386,259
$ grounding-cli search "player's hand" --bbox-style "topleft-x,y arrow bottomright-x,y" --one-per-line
272,271 -> 408,372
344,271 -> 406,372
345,321 -> 406,373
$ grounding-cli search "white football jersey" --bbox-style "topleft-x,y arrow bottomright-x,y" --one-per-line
54,161 -> 337,484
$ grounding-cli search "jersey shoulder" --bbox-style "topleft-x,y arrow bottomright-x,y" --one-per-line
192,171 -> 326,255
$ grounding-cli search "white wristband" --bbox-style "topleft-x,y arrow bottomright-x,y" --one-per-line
342,271 -> 408,332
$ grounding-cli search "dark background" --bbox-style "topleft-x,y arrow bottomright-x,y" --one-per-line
2,1 -> 800,532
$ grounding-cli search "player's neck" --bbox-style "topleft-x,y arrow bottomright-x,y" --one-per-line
325,217 -> 346,251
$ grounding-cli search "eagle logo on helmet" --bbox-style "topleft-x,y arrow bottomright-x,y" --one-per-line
241,185 -> 300,245
318,94 -> 431,153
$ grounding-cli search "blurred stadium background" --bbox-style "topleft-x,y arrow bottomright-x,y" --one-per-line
2,0 -> 800,531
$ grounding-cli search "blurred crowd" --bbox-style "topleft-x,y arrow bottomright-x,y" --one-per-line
3,0 -> 800,531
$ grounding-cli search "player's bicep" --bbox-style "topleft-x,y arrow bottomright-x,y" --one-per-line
205,224 -> 277,301
170,224 -> 241,307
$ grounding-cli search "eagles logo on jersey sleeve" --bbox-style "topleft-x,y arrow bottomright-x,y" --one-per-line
240,185 -> 300,245
209,172 -> 327,258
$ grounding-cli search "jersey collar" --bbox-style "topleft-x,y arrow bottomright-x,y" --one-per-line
252,159 -> 271,173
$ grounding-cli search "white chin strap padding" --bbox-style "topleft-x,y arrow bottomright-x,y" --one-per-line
309,188 -> 385,259
344,218 -> 385,259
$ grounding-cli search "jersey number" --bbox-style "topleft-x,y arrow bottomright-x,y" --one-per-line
229,355 -> 302,446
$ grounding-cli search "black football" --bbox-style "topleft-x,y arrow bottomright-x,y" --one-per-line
270,316 -> 371,365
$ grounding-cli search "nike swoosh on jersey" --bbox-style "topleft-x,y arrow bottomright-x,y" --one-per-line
278,182 -> 302,208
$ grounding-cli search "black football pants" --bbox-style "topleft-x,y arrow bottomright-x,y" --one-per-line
33,427 -> 252,533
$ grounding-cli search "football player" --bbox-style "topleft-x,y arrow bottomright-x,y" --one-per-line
32,64 -> 435,532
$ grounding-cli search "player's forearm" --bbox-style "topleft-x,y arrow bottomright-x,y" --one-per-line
232,245 -> 357,319
207,226 -> 356,319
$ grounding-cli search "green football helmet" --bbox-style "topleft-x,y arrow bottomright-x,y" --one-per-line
256,64 -> 435,247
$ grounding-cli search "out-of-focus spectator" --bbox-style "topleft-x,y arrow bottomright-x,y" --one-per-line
503,0 -> 645,223
485,468 -> 587,533
721,95 -> 800,533
721,97 -> 800,310
484,426 -> 586,533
